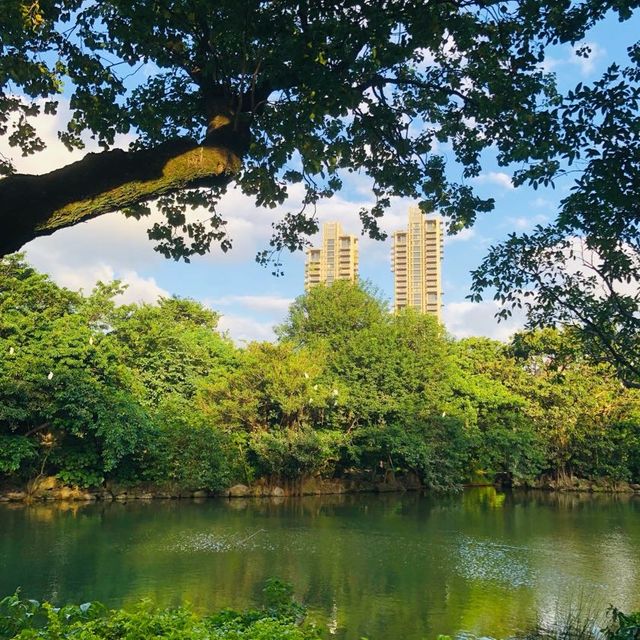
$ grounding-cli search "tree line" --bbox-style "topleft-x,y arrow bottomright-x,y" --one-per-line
1,255 -> 639,492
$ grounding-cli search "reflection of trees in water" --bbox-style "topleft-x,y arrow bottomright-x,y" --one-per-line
0,490 -> 639,640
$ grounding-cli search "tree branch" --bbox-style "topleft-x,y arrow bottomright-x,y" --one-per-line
526,268 -> 640,387
0,138 -> 242,255
355,74 -> 473,105
24,422 -> 51,438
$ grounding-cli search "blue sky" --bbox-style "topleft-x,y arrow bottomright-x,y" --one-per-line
7,9 -> 640,343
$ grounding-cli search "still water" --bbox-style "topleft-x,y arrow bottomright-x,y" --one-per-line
1,489 -> 639,639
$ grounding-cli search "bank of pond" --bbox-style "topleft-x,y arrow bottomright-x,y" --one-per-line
2,472 -> 640,504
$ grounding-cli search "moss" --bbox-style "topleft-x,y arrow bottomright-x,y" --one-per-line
37,145 -> 240,232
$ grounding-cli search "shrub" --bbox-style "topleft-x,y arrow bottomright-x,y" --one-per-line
0,581 -> 319,640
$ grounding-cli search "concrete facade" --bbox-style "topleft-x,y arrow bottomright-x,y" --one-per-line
305,222 -> 359,290
392,207 -> 443,320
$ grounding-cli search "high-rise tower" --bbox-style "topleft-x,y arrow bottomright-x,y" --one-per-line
304,222 -> 359,291
391,207 -> 443,320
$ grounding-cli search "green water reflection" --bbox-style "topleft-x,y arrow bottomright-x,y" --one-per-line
1,489 -> 639,639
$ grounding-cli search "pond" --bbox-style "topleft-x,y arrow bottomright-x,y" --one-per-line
1,489 -> 639,639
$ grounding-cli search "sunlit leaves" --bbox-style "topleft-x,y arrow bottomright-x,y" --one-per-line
148,188 -> 231,261
4,0 -> 635,262
470,48 -> 640,387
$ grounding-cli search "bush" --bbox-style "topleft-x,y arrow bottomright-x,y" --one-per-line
0,581 -> 319,640
348,414 -> 472,489
0,436 -> 36,478
144,396 -> 231,492
247,428 -> 343,479
606,608 -> 640,640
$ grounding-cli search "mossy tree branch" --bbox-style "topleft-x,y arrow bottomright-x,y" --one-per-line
0,138 -> 241,255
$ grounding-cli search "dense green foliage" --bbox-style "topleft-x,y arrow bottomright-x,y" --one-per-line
0,580 -> 317,640
1,587 -> 639,640
1,256 -> 639,492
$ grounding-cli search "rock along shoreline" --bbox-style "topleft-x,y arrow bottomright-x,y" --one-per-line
1,473 -> 639,503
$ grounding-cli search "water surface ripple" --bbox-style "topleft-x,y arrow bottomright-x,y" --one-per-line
1,489 -> 639,640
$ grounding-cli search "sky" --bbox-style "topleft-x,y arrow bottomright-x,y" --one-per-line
5,9 -> 639,344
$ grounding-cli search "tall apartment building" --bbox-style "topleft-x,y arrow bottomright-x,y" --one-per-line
391,207 -> 444,320
304,222 -> 359,291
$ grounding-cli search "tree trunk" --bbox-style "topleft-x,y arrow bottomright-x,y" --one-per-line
0,138 -> 241,255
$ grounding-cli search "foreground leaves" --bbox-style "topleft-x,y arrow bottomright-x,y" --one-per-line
0,580 -> 317,640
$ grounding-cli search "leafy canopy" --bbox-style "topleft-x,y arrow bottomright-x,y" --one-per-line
2,0 -> 634,257
469,44 -> 640,387
1,263 -> 640,489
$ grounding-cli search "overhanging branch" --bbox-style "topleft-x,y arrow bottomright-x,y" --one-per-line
0,138 -> 241,255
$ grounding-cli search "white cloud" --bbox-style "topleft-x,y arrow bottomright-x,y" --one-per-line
21,204 -> 172,308
22,249 -> 169,305
473,172 -> 514,190
116,270 -> 169,304
562,237 -> 639,299
300,192 -> 428,269
218,314 -> 276,344
198,177 -> 418,271
209,294 -> 293,314
570,42 -> 606,76
532,197 -> 554,209
506,214 -> 549,231
445,228 -> 476,244
542,41 -> 606,77
24,210 -> 165,271
42,261 -> 117,293
443,300 -> 525,342
0,98 -> 133,175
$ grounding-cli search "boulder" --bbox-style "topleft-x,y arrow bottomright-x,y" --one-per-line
192,490 -> 208,499
401,473 -> 422,491
228,484 -> 250,498
32,476 -> 58,493
613,481 -> 632,493
575,478 -> 592,492
271,487 -> 285,497
300,477 -> 322,495
5,491 -> 26,501
375,479 -> 404,493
